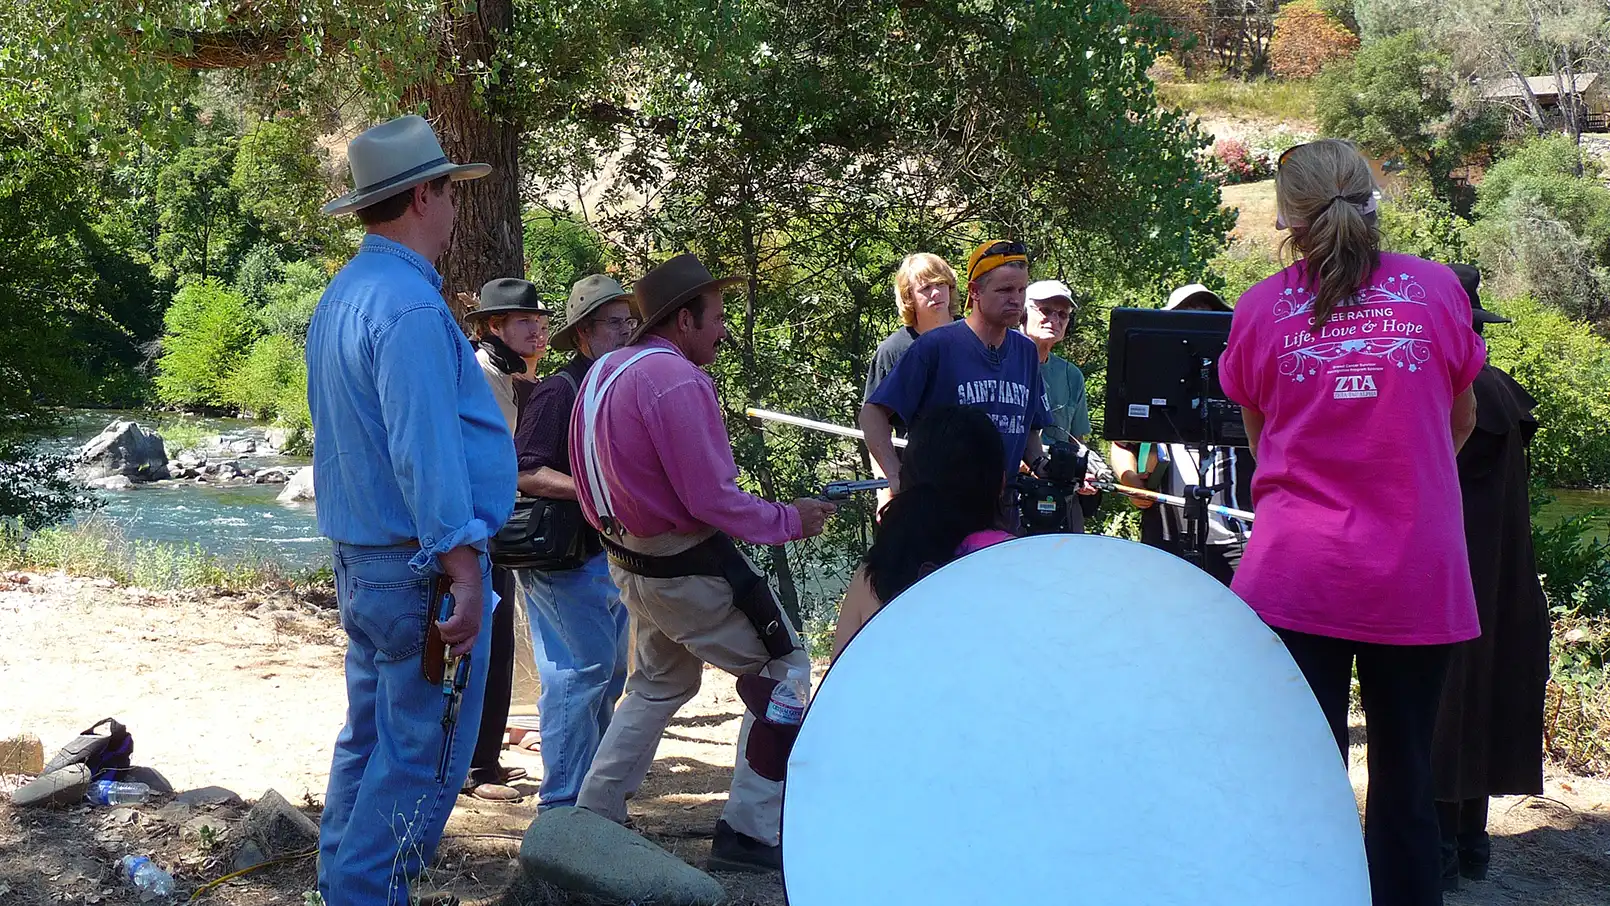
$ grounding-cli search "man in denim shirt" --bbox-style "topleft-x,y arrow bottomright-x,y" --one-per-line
306,115 -> 515,906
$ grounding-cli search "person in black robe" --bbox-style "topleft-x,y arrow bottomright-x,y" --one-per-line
1432,264 -> 1552,891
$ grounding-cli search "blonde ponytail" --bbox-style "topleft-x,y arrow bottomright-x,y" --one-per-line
1276,140 -> 1381,327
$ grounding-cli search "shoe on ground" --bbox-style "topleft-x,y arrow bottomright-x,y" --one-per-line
708,819 -> 782,874
460,781 -> 524,802
1459,832 -> 1491,881
498,765 -> 527,783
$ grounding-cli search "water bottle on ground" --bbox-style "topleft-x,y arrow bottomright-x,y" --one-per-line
118,855 -> 174,897
87,780 -> 152,806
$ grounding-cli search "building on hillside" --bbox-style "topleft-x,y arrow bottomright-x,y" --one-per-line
1480,73 -> 1609,133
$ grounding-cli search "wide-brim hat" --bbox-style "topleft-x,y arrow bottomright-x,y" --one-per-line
1165,283 -> 1231,312
1448,263 -> 1510,324
465,278 -> 552,320
322,115 -> 491,217
625,253 -> 745,346
552,275 -> 635,352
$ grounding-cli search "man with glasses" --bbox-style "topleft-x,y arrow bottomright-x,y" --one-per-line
1021,279 -> 1097,531
508,274 -> 638,812
860,239 -> 1052,526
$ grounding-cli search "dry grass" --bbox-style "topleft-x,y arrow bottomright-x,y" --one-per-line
1157,77 -> 1318,123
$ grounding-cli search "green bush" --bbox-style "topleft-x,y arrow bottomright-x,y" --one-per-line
235,243 -> 285,308
257,260 -> 326,341
155,280 -> 259,408
1467,135 -> 1610,320
223,334 -> 303,420
1210,240 -> 1284,304
0,447 -> 95,529
1379,189 -> 1469,261
1484,297 -> 1610,487
1531,491 -> 1610,617
274,359 -> 313,456
524,213 -> 614,309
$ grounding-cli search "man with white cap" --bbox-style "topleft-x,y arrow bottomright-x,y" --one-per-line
507,274 -> 638,813
306,114 -> 515,906
1108,284 -> 1253,586
1021,279 -> 1095,530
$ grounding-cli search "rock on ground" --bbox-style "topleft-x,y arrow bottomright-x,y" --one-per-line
519,807 -> 725,906
77,420 -> 169,482
242,788 -> 319,858
278,467 -> 315,503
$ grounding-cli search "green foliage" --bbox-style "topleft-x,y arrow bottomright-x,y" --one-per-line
1547,612 -> 1610,775
234,244 -> 285,308
1315,31 -> 1502,202
223,334 -> 304,420
524,213 -> 614,310
1483,297 -> 1610,487
0,131 -> 163,419
1467,135 -> 1610,321
0,447 -> 96,530
0,517 -> 291,591
257,260 -> 327,341
1210,240 -> 1284,303
1378,189 -> 1469,261
1532,491 -> 1610,617
232,118 -> 348,258
155,281 -> 259,408
153,118 -> 255,282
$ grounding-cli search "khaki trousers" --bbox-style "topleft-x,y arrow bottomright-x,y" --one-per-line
575,529 -> 811,845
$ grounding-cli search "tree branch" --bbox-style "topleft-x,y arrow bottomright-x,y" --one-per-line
139,28 -> 350,70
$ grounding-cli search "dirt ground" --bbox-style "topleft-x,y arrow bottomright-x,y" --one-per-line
2,570 -> 1609,905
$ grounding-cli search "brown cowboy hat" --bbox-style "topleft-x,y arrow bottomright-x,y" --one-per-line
626,253 -> 745,345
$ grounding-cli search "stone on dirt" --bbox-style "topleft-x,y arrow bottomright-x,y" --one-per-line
174,785 -> 243,809
519,807 -> 725,906
243,789 -> 319,857
77,420 -> 169,482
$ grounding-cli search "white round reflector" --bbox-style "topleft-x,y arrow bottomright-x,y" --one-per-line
785,534 -> 1367,906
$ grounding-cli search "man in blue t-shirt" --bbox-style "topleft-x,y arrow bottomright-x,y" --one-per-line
859,239 -> 1052,499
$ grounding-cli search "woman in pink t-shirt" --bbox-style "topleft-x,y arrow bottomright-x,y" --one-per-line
1218,140 -> 1483,906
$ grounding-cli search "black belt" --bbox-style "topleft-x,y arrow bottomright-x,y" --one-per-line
601,533 -> 797,660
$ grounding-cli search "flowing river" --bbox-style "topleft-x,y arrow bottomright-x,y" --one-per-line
23,410 -> 1610,573
32,410 -> 324,569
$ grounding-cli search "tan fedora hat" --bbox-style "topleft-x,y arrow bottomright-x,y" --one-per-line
551,274 -> 634,353
625,254 -> 745,345
322,115 -> 491,217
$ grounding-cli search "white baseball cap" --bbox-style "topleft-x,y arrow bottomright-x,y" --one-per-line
1165,284 -> 1231,312
1027,280 -> 1077,308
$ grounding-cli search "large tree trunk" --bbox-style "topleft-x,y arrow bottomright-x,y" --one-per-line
415,0 -> 524,320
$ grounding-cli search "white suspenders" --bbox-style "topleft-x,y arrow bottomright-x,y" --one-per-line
577,346 -> 676,534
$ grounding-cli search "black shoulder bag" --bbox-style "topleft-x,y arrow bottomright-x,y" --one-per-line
490,372 -> 592,571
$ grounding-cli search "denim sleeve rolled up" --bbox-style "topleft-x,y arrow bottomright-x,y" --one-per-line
305,235 -> 517,574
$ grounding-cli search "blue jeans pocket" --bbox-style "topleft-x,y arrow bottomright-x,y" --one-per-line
342,552 -> 431,662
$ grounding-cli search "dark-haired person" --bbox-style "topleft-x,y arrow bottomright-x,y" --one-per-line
1217,139 -> 1484,906
569,254 -> 835,873
834,406 -> 1013,660
1432,263 -> 1550,892
306,115 -> 514,906
860,240 -> 1052,528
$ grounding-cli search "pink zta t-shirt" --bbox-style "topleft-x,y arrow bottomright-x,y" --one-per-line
1218,253 -> 1485,645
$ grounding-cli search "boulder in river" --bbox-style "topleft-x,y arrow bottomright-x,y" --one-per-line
254,468 -> 290,485
77,420 -> 169,482
277,467 -> 315,503
88,475 -> 135,491
228,438 -> 258,454
264,427 -> 292,451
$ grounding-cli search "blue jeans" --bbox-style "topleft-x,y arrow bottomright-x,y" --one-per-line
318,542 -> 493,906
518,552 -> 629,810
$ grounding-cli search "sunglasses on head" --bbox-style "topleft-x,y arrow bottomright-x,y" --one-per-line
970,240 -> 1028,281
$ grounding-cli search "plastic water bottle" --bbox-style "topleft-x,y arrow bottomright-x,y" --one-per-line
87,780 -> 152,806
765,670 -> 809,726
118,855 -> 174,897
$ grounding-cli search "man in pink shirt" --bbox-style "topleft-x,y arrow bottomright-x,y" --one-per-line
569,253 -> 835,873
